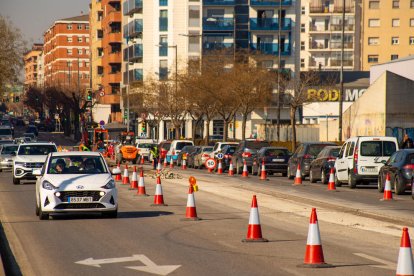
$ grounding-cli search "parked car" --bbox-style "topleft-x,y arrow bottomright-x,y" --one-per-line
309,146 -> 341,184
0,126 -> 13,140
378,149 -> 414,195
0,144 -> 18,172
166,140 -> 194,163
209,141 -> 239,159
214,145 -> 237,172
186,146 -> 201,168
26,125 -> 39,136
177,145 -> 198,166
158,141 -> 172,161
193,146 -> 214,169
24,132 -> 37,142
136,141 -> 156,161
255,147 -> 291,176
34,151 -> 119,220
335,136 -> 398,188
287,142 -> 337,180
232,140 -> 271,174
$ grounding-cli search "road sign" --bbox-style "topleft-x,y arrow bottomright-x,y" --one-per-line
205,158 -> 216,170
99,91 -> 105,97
216,153 -> 224,160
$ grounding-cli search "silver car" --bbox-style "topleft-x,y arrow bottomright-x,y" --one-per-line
0,144 -> 18,172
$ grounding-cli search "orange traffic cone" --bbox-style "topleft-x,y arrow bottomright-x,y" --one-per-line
228,160 -> 234,176
182,184 -> 201,221
242,195 -> 268,242
300,208 -> 332,268
151,176 -> 167,206
327,168 -> 336,191
396,227 -> 414,276
169,157 -> 174,169
129,166 -> 138,190
217,159 -> 223,175
242,160 -> 249,177
157,159 -> 162,173
163,158 -> 168,168
182,159 -> 187,170
259,160 -> 267,180
382,173 -> 393,201
115,162 -> 122,181
137,167 -> 148,196
122,164 -> 130,185
141,156 -> 145,165
294,164 -> 303,185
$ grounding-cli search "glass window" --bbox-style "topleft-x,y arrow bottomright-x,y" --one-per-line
0,129 -> 12,136
48,156 -> 107,174
392,0 -> 399,8
391,54 -> 399,60
308,144 -> 331,157
369,1 -> 379,9
368,37 -> 379,45
1,145 -> 18,154
360,141 -> 396,156
411,0 -> 414,8
160,0 -> 168,6
410,37 -> 414,45
265,148 -> 289,157
300,41 -> 305,50
301,6 -> 305,14
78,37 -> 82,42
78,49 -> 82,54
338,144 -> 346,158
392,19 -> 400,27
410,19 -> 414,27
77,24 -> 82,30
368,55 -> 378,63
383,141 -> 397,156
347,142 -> 355,157
300,59 -> 305,68
188,32 -> 200,53
301,23 -> 305,32
392,37 -> 399,45
67,24 -> 72,30
67,37 -> 73,42
67,49 -> 73,55
368,19 -> 380,27
189,6 -> 200,27
86,25 -> 89,30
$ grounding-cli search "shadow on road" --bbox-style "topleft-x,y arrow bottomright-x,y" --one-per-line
49,211 -> 174,220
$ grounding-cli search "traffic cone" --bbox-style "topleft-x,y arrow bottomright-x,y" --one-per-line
217,159 -> 223,175
396,227 -> 414,276
228,160 -> 234,176
141,156 -> 145,165
151,176 -> 167,206
294,164 -> 303,185
129,166 -> 138,190
259,160 -> 267,180
300,208 -> 332,268
122,164 -> 130,185
242,160 -> 249,177
157,159 -> 162,173
382,173 -> 393,201
163,158 -> 168,168
114,162 -> 122,181
169,157 -> 174,169
327,168 -> 336,191
182,184 -> 201,221
242,195 -> 268,242
137,167 -> 148,196
182,159 -> 187,170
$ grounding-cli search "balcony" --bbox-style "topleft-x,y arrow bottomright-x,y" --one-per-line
123,44 -> 143,61
250,43 -> 291,56
123,19 -> 143,39
124,69 -> 143,84
308,41 -> 354,50
250,18 -> 291,31
203,17 -> 234,31
202,42 -> 234,55
123,0 -> 142,16
107,32 -> 121,42
309,5 -> 353,14
107,10 -> 121,23
159,18 -> 168,31
203,0 -> 235,5
108,72 -> 121,84
250,0 -> 292,6
108,51 -> 121,63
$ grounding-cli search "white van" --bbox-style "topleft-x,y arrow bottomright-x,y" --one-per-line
166,140 -> 194,163
335,136 -> 398,188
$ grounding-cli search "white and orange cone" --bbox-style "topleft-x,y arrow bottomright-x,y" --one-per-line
129,166 -> 138,190
242,195 -> 268,242
382,173 -> 393,201
242,160 -> 249,177
259,160 -> 267,180
228,160 -> 234,176
169,157 -> 174,169
396,227 -> 414,276
182,159 -> 187,170
114,162 -> 122,181
163,158 -> 168,168
157,159 -> 162,173
122,164 -> 130,185
182,184 -> 200,221
151,176 -> 167,206
327,167 -> 336,191
137,167 -> 148,196
300,208 -> 332,268
294,164 -> 303,185
141,156 -> 145,165
217,159 -> 223,175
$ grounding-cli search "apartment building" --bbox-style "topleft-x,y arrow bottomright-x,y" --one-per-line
43,15 -> 90,88
361,0 -> 414,70
300,0 -> 361,71
24,43 -> 43,89
36,51 -> 45,88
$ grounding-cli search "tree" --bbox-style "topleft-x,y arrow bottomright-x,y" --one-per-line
0,16 -> 26,88
24,86 -> 45,116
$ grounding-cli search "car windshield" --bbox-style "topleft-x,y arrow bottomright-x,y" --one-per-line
1,145 -> 18,154
48,156 -> 108,174
0,140 -> 14,145
265,148 -> 289,157
330,149 -> 340,157
360,141 -> 397,157
18,145 -> 57,155
137,143 -> 154,149
202,147 -> 213,152
0,129 -> 12,135
176,142 -> 193,150
225,147 -> 236,154
308,144 -> 332,157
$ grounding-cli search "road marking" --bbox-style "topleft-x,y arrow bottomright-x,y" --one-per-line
76,254 -> 181,275
353,253 -> 395,270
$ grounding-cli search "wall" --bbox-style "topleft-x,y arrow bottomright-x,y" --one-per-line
370,58 -> 414,84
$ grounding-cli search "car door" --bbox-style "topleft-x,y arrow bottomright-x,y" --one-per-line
335,142 -> 349,181
312,149 -> 326,179
389,151 -> 403,184
289,145 -> 303,174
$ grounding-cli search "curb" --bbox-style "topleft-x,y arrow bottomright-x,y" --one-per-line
0,222 -> 22,276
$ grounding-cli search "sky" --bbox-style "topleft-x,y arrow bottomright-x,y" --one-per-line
1,0 -> 90,44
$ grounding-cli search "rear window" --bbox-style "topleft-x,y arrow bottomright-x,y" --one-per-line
202,147 -> 213,152
225,147 -> 236,154
161,143 -> 171,150
0,129 -> 12,136
308,144 -> 331,157
245,141 -> 270,149
406,153 -> 414,164
176,142 -> 193,150
265,148 -> 289,157
360,141 -> 397,157
137,143 -> 154,149
330,149 -> 340,157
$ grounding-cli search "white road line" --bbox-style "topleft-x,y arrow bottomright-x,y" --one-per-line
353,253 -> 396,270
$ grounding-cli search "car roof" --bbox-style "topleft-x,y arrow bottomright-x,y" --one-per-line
51,151 -> 101,157
18,142 -> 56,146
262,146 -> 289,150
1,144 -> 17,147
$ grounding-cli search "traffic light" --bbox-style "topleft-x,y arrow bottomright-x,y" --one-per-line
86,91 -> 92,101
15,96 -> 19,103
141,122 -> 146,132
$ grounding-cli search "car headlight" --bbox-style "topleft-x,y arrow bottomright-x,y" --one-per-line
15,162 -> 25,166
101,180 -> 115,189
42,181 -> 57,190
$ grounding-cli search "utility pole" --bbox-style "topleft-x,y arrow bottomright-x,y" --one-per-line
276,0 -> 282,142
338,0 -> 345,142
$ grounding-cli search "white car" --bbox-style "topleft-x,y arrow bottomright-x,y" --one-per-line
34,152 -> 120,220
209,142 -> 239,159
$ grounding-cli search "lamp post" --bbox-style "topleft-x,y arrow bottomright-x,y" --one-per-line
276,0 -> 282,142
338,0 -> 346,142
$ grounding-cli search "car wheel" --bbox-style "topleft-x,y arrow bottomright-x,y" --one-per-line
335,173 -> 342,187
102,210 -> 118,218
13,176 -> 20,185
39,208 -> 49,220
321,170 -> 328,184
378,174 -> 384,193
348,172 -> 357,189
394,174 -> 406,195
309,169 -> 316,183
287,166 -> 294,179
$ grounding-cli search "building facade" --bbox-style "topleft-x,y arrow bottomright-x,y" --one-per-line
24,44 -> 43,89
43,15 -> 90,89
361,0 -> 414,70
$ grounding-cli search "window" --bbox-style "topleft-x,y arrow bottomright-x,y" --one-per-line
86,37 -> 90,43
160,0 -> 168,6
189,6 -> 200,27
301,23 -> 305,32
85,49 -> 90,55
347,142 -> 355,157
300,58 -> 305,68
77,24 -> 82,30
67,24 -> 72,30
392,0 -> 399,8
86,25 -> 89,30
260,60 -> 273,69
188,32 -> 200,53
98,48 -> 103,57
410,37 -> 414,45
392,19 -> 400,27
159,36 -> 168,56
67,61 -> 72,67
86,62 -> 90,67
411,0 -> 414,8
301,6 -> 305,14
159,60 -> 168,80
368,55 -> 378,63
67,36 -> 73,43
392,37 -> 399,45
410,19 -> 414,27
78,49 -> 82,55
391,54 -> 399,60
78,37 -> 83,42
368,19 -> 380,27
369,0 -> 379,9
301,41 -> 305,50
368,37 -> 379,45
67,49 -> 72,55
160,10 -> 168,31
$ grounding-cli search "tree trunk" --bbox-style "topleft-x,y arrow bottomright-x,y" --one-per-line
223,120 -> 228,142
290,106 -> 297,152
73,110 -> 81,142
175,125 -> 180,139
205,119 -> 210,145
241,114 -> 247,140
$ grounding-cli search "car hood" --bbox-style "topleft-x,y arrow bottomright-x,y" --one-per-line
44,174 -> 113,189
15,155 -> 48,163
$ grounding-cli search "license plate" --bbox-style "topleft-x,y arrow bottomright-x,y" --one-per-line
272,159 -> 285,162
69,197 -> 93,203
361,167 -> 377,173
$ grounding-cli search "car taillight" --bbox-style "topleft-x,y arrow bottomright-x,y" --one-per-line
404,164 -> 414,170
242,152 -> 252,158
353,147 -> 358,174
224,154 -> 229,159
303,154 -> 312,159
202,154 -> 209,158
403,164 -> 414,179
327,156 -> 336,162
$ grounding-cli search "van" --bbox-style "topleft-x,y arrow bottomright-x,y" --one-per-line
166,140 -> 194,163
334,136 -> 398,188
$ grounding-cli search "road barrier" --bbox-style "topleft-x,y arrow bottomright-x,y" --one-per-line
182,184 -> 200,221
382,173 -> 393,201
242,160 -> 249,178
396,227 -> 414,276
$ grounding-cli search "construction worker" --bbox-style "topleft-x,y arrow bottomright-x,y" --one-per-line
150,145 -> 159,170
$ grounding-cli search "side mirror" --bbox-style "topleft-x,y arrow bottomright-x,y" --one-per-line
112,168 -> 121,175
33,169 -> 42,176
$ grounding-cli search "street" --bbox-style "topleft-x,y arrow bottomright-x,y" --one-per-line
0,132 -> 412,276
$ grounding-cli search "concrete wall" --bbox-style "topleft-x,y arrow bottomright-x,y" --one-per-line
370,58 -> 414,84
256,124 -> 319,142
